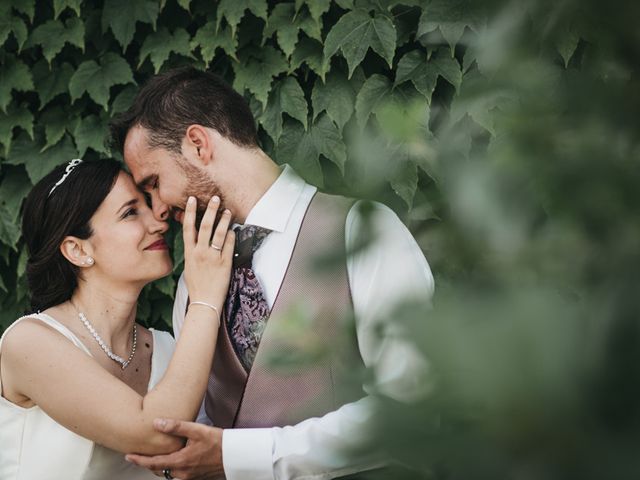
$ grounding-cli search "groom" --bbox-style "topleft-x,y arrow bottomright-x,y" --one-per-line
110,67 -> 433,480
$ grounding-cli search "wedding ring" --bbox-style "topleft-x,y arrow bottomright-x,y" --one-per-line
163,469 -> 173,479
210,242 -> 222,251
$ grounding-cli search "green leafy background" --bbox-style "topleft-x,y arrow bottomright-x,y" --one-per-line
0,0 -> 475,331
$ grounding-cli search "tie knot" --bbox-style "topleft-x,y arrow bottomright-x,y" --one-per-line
233,225 -> 271,268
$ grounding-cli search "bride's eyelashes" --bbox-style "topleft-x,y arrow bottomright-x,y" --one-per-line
122,207 -> 139,219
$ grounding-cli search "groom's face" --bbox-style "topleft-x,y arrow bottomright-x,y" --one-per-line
123,126 -> 220,226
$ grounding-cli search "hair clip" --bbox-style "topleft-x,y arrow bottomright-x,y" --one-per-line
48,159 -> 83,197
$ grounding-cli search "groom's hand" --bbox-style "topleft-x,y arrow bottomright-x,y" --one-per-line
125,418 -> 224,480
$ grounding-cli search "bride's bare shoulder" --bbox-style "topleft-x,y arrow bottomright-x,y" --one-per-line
1,305 -> 89,369
2,315 -> 67,358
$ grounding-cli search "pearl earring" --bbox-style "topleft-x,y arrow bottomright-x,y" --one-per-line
85,257 -> 94,266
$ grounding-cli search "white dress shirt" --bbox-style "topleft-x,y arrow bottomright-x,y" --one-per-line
172,165 -> 434,480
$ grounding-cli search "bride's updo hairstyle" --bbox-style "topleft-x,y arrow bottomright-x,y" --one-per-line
22,159 -> 122,312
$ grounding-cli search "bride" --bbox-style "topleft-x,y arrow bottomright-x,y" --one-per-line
0,158 -> 234,479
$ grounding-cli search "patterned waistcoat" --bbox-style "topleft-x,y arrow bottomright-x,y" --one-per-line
203,192 -> 364,428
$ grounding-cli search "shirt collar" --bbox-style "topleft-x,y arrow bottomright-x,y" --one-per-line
243,164 -> 309,233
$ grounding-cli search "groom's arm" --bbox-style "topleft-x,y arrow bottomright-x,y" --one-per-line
222,200 -> 434,480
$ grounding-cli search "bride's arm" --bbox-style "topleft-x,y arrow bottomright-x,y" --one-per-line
1,196 -> 234,456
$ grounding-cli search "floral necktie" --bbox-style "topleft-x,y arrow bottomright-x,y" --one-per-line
225,225 -> 271,372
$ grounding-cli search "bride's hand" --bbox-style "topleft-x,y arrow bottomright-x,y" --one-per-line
182,195 -> 234,312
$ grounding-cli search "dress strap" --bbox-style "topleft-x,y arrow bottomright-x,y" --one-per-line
0,313 -> 92,396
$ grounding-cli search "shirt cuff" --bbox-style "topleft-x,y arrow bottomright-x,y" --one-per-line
222,428 -> 275,480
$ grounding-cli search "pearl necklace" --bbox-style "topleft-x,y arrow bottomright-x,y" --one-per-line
78,312 -> 137,369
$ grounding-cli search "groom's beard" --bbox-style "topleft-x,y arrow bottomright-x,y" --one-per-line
177,156 -> 226,231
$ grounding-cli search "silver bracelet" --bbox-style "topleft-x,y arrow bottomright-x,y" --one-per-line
189,301 -> 220,322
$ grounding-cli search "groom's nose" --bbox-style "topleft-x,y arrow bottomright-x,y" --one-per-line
149,190 -> 170,221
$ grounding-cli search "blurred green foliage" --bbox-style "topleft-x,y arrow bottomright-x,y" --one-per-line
356,0 -> 640,478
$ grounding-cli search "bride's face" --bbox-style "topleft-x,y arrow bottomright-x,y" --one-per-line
82,172 -> 172,285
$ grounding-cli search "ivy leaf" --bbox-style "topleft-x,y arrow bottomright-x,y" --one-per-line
40,106 -> 73,152
0,204 -> 20,250
417,0 -> 482,50
0,57 -> 34,113
357,77 -> 425,135
295,8 -> 323,42
0,167 -> 31,223
304,114 -> 347,174
290,38 -> 326,79
311,72 -> 356,130
110,85 -> 138,115
275,114 -> 346,187
173,232 -> 184,271
387,0 -> 423,7
33,61 -> 74,109
0,244 -> 9,266
53,0 -> 82,19
233,46 -> 288,109
556,27 -> 580,68
73,114 -> 109,156
102,0 -> 159,50
335,0 -> 354,8
355,73 -> 393,127
462,47 -> 477,73
324,9 -> 396,78
216,0 -> 268,37
150,299 -> 173,327
9,0 -> 35,22
264,3 -> 321,59
390,152 -> 418,208
374,88 -> 430,144
69,53 -> 134,110
450,69 -> 516,135
0,7 -> 28,51
0,104 -> 33,154
177,0 -> 191,11
395,48 -> 462,102
257,77 -> 308,143
191,22 -> 237,66
7,132 -> 78,184
139,27 -> 193,73
295,0 -> 330,23
8,132 -> 41,166
155,275 -> 176,297
17,245 -> 28,277
394,4 -> 421,48
27,18 -> 85,65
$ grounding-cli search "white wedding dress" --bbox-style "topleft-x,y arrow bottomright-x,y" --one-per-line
0,313 -> 176,480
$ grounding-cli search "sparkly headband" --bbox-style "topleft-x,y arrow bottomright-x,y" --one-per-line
48,159 -> 83,197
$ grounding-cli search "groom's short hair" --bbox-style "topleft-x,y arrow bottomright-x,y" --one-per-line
109,67 -> 258,154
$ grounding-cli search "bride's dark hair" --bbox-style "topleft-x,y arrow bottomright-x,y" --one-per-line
22,159 -> 122,312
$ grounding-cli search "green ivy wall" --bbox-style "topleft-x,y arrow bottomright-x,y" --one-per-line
0,0 -> 586,332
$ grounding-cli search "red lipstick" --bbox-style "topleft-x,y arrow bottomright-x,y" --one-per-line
145,239 -> 168,250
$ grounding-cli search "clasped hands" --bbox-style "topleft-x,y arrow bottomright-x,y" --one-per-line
126,419 -> 225,480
